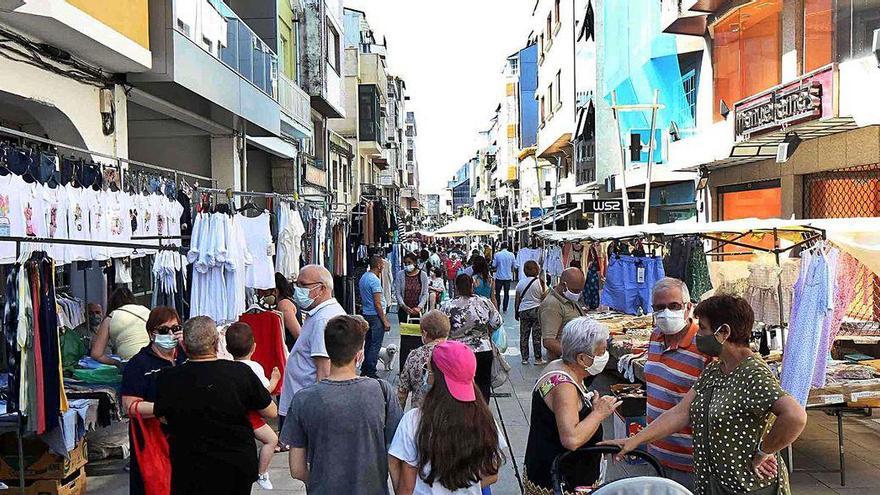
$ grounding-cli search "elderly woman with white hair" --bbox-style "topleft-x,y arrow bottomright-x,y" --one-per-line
523,317 -> 622,494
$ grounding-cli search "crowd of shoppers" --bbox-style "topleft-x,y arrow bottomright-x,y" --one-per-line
109,237 -> 811,495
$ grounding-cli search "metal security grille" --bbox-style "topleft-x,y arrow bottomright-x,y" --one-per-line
804,164 -> 880,335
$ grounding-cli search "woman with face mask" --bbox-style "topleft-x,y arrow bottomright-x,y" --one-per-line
395,252 -> 430,325
120,306 -> 184,495
602,295 -> 807,495
523,317 -> 620,494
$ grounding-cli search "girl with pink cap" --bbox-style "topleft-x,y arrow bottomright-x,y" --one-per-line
389,340 -> 506,494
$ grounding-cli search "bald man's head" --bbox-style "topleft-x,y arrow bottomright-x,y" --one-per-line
558,267 -> 585,293
296,264 -> 335,309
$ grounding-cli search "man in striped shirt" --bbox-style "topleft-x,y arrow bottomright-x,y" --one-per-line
643,277 -> 710,491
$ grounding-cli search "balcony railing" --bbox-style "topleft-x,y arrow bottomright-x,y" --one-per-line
176,0 -> 278,98
279,73 -> 312,132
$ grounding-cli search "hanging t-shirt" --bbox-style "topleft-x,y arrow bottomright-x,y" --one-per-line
89,189 -> 110,261
107,190 -> 132,258
237,211 -> 274,289
64,183 -> 91,262
0,174 -> 27,263
42,185 -> 69,264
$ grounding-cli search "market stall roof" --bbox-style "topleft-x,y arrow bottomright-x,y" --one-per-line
433,216 -> 502,237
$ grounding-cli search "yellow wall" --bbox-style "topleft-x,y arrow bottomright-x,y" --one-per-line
67,0 -> 150,49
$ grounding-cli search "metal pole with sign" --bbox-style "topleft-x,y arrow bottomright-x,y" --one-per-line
611,92 -> 666,227
643,89 -> 661,225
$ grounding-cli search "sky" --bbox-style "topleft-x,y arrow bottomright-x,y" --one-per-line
343,0 -> 534,195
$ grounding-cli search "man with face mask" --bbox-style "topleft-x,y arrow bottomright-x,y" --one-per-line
278,265 -> 346,427
540,267 -> 587,360
72,303 -> 104,349
642,277 -> 710,490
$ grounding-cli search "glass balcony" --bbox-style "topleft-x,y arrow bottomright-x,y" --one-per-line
175,0 -> 278,98
278,73 -> 313,133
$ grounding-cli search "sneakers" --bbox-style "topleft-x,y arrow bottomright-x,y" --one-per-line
257,473 -> 273,490
534,359 -> 546,366
521,359 -> 530,365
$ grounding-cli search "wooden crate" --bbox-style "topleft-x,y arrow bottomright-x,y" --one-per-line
0,436 -> 87,481
0,467 -> 86,495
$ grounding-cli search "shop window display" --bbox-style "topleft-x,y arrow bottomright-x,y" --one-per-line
712,0 -> 782,121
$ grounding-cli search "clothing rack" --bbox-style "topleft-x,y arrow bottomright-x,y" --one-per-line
0,124 -> 216,185
0,235 -> 188,495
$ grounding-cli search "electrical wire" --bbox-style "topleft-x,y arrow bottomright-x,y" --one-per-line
0,27 -> 116,88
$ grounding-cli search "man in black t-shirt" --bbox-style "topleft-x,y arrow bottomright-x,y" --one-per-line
154,316 -> 277,494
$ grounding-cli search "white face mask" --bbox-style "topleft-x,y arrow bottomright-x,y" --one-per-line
585,351 -> 609,376
563,289 -> 582,303
655,308 -> 688,335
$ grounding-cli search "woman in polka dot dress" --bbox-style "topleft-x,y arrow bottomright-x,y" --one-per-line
601,295 -> 807,494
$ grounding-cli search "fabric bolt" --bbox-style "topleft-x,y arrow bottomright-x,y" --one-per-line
689,357 -> 789,495
644,323 -> 709,472
238,311 -> 287,395
780,246 -> 836,406
389,408 -> 507,495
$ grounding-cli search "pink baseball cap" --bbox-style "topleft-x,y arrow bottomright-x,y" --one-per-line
432,341 -> 477,402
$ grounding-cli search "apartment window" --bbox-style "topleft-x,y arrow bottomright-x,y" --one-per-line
712,0 -> 782,121
834,0 -> 880,62
510,58 -> 519,73
555,70 -> 562,107
327,22 -> 340,74
548,82 -> 555,115
682,69 -> 697,122
540,96 -> 546,123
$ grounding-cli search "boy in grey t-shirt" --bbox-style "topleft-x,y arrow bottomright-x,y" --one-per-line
282,315 -> 402,495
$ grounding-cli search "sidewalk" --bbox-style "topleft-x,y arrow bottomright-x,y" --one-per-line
86,294 -> 880,494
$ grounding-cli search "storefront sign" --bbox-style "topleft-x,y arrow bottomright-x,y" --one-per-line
735,66 -> 834,140
553,193 -> 571,207
582,199 -> 624,214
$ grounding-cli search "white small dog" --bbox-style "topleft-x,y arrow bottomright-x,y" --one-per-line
378,344 -> 398,371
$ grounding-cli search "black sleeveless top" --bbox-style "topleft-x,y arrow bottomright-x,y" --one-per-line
524,371 -> 603,490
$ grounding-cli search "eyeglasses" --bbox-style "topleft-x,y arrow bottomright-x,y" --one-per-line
652,302 -> 686,312
295,281 -> 322,289
154,325 -> 181,335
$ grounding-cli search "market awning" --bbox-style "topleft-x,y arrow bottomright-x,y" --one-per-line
246,136 -> 298,160
433,216 -> 502,237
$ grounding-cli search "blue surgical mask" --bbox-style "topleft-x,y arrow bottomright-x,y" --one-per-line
154,334 -> 178,350
293,285 -> 316,310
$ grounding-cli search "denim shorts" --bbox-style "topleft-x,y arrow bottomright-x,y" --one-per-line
601,256 -> 666,315
7,148 -> 32,176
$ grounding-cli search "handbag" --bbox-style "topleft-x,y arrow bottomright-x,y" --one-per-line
129,400 -> 172,495
490,341 -> 511,389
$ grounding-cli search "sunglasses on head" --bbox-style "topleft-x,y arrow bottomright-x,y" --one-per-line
652,302 -> 686,312
154,325 -> 181,335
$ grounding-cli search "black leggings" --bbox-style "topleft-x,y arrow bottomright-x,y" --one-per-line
475,350 -> 493,404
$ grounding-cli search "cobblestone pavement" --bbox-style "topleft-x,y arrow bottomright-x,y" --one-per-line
88,293 -> 880,494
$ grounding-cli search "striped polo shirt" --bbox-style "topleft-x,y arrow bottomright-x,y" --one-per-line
644,321 -> 710,472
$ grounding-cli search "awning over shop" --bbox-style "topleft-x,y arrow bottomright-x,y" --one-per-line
246,136 -> 298,160
693,117 -> 859,171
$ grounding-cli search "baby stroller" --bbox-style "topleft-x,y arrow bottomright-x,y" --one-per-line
551,446 -> 692,495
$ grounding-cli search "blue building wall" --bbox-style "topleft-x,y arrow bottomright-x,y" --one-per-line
518,43 -> 539,149
452,178 -> 473,210
601,0 -> 694,163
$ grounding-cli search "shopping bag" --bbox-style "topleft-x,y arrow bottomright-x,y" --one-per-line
490,342 -> 511,390
491,327 -> 508,353
129,401 -> 172,495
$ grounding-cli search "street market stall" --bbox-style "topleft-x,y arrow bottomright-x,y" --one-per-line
433,216 -> 503,238
537,217 -> 880,487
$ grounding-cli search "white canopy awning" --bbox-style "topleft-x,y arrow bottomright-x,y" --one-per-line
434,216 -> 502,237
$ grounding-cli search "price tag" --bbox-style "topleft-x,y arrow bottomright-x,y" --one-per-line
637,267 -> 645,284
851,391 -> 880,401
